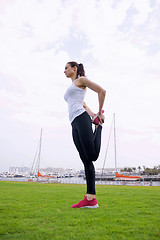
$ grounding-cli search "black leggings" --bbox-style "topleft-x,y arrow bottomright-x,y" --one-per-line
71,111 -> 102,195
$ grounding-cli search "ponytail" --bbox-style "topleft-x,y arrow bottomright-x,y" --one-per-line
77,63 -> 85,78
67,61 -> 85,78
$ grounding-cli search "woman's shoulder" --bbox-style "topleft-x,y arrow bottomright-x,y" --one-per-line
75,77 -> 88,90
78,76 -> 89,83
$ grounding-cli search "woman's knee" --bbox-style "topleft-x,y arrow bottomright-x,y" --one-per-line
92,154 -> 99,161
92,156 -> 98,162
87,151 -> 99,162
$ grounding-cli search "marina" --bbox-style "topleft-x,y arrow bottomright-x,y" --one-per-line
1,120 -> 160,187
0,176 -> 160,186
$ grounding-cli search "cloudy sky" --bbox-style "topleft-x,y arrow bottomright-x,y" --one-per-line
0,0 -> 160,172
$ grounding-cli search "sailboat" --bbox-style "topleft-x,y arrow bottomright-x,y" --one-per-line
30,129 -> 55,180
101,113 -> 142,181
37,171 -> 55,178
115,172 -> 142,180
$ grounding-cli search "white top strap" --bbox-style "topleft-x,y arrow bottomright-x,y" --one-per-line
73,79 -> 78,84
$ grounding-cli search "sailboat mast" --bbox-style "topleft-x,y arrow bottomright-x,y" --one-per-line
37,129 -> 43,173
101,117 -> 114,179
113,113 -> 117,172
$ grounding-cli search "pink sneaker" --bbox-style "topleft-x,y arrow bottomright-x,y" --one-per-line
72,196 -> 99,208
92,110 -> 104,125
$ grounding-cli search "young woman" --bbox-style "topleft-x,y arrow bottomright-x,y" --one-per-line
64,61 -> 106,208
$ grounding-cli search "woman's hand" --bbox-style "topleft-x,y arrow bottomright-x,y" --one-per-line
99,112 -> 105,125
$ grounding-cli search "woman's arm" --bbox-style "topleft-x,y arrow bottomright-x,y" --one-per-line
79,77 -> 106,124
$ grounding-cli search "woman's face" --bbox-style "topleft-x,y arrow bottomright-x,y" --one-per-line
64,63 -> 75,78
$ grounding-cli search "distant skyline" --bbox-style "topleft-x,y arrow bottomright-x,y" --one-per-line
0,0 -> 160,172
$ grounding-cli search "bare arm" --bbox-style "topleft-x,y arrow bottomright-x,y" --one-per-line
79,77 -> 106,124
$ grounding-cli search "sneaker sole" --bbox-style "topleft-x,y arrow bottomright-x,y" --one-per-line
79,204 -> 99,209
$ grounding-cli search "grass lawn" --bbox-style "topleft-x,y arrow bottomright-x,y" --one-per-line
0,181 -> 160,240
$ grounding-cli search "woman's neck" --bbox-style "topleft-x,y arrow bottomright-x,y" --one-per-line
71,73 -> 77,82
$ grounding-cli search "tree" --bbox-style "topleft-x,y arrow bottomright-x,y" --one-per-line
143,166 -> 146,174
127,168 -> 132,173
138,166 -> 141,173
145,167 -> 151,175
153,166 -> 158,175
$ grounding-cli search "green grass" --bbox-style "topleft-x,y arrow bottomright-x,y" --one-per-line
0,181 -> 160,240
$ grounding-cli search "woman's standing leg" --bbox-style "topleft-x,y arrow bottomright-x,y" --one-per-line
72,127 -> 96,195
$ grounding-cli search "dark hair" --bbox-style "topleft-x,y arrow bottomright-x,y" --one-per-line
67,61 -> 85,78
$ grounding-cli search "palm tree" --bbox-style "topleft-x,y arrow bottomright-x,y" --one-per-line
143,166 -> 146,174
132,167 -> 136,172
138,166 -> 141,173
128,168 -> 132,173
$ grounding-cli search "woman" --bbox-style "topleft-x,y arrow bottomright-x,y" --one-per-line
64,61 -> 106,208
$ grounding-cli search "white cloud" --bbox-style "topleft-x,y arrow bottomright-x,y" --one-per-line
132,0 -> 152,25
0,0 -> 72,127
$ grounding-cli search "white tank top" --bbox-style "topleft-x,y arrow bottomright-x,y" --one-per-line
64,80 -> 86,123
